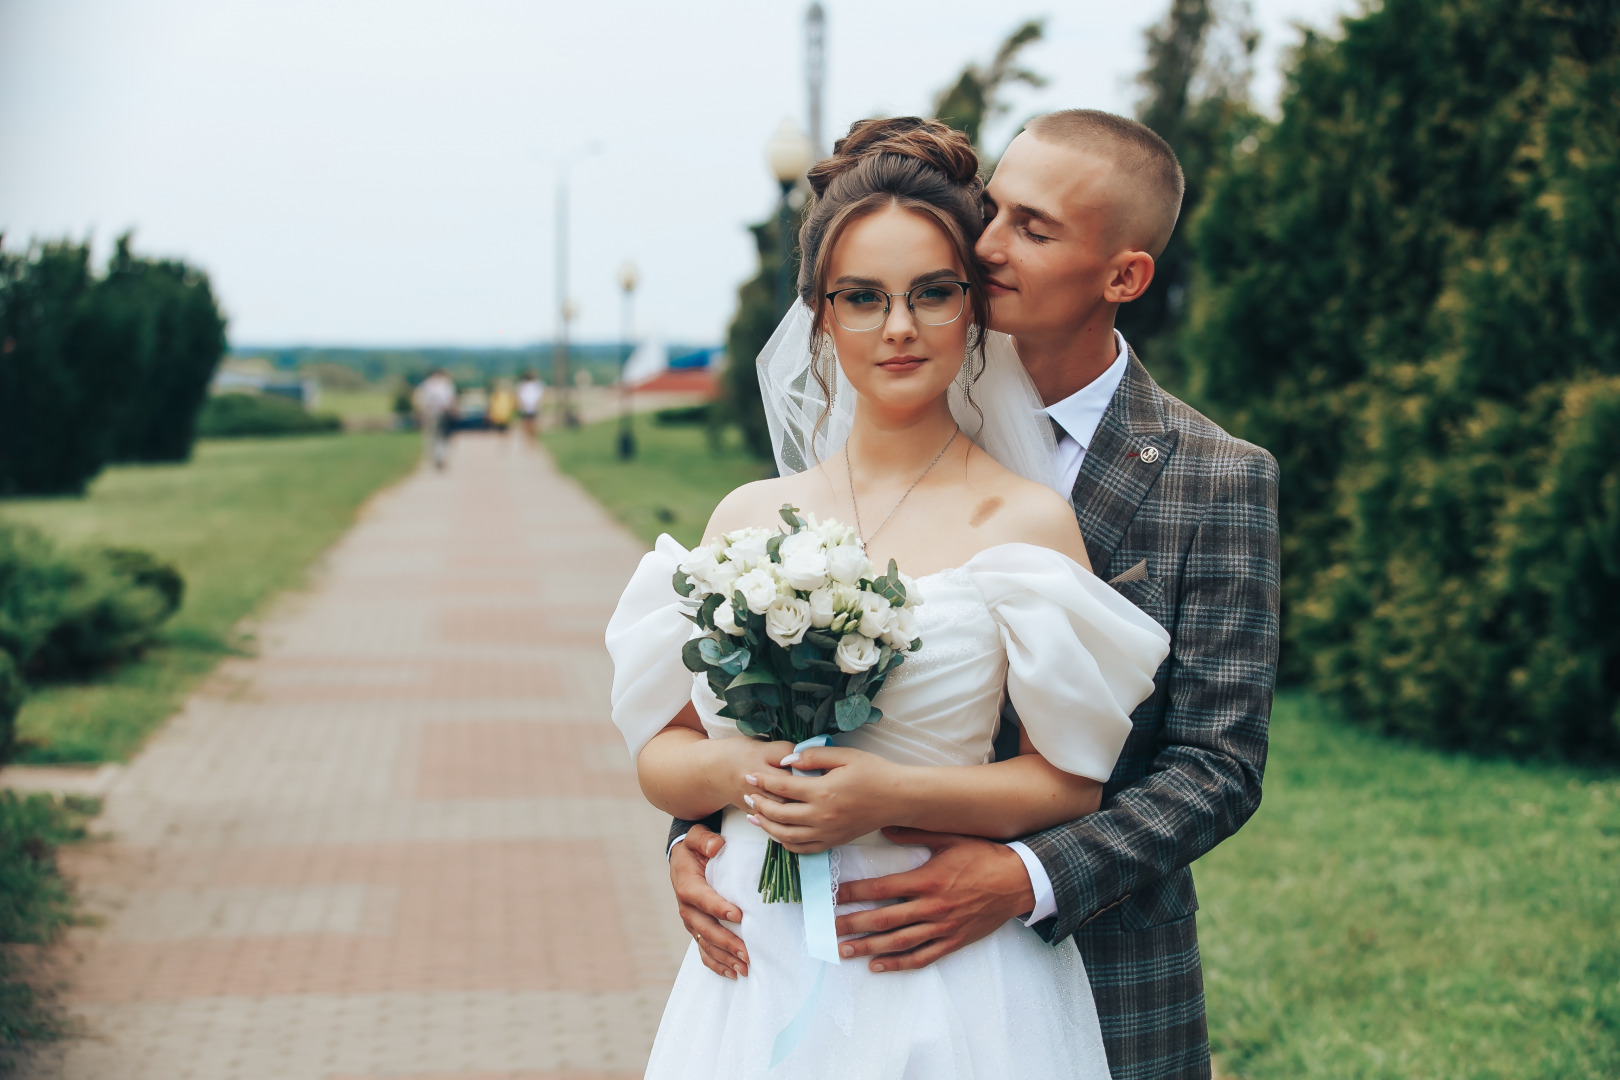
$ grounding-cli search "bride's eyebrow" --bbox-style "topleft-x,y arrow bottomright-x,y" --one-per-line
909,268 -> 960,286
832,274 -> 885,287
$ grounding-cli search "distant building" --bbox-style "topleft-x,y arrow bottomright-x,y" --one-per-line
621,342 -> 724,397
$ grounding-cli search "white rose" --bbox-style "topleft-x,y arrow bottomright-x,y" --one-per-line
724,528 -> 772,570
827,544 -> 870,585
883,606 -> 920,650
678,546 -> 721,595
709,560 -> 741,600
764,596 -> 812,647
735,567 -> 782,614
806,586 -> 837,628
780,549 -> 830,592
855,591 -> 894,638
814,517 -> 854,546
714,599 -> 742,635
897,572 -> 923,608
835,634 -> 881,674
778,530 -> 822,560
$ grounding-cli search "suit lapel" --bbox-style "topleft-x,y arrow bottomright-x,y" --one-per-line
1071,351 -> 1178,573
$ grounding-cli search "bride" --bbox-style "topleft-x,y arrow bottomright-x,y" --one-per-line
606,117 -> 1170,1079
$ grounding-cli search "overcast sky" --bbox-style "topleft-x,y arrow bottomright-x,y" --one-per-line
0,0 -> 1353,347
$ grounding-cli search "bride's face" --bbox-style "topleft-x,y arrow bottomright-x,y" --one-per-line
821,205 -> 971,419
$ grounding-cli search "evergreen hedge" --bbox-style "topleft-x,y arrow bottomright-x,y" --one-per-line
1186,0 -> 1619,758
0,236 -> 226,495
194,392 -> 342,438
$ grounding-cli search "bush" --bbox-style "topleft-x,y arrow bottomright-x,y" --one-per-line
194,392 -> 343,438
0,523 -> 183,690
1186,0 -> 1620,758
0,792 -> 94,1054
0,242 -> 137,495
103,236 -> 229,464
653,404 -> 712,426
0,654 -> 21,768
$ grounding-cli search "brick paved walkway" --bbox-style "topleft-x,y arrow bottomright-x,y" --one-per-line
30,434 -> 686,1080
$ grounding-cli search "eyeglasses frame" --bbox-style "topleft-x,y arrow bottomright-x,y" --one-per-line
822,280 -> 974,333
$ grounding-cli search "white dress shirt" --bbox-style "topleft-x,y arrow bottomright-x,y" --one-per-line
1006,329 -> 1130,925
674,332 -> 1135,929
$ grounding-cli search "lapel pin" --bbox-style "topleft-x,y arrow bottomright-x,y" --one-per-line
1140,446 -> 1160,464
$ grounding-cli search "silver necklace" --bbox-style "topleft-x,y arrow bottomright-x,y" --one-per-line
845,426 -> 960,544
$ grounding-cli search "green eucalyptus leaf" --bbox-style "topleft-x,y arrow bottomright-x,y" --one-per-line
681,637 -> 709,673
697,592 -> 725,630
767,533 -> 785,563
672,569 -> 696,598
779,504 -> 805,531
805,631 -> 840,650
834,694 -> 874,732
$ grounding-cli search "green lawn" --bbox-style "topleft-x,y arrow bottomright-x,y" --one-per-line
543,416 -> 771,547
0,433 -> 420,763
318,387 -> 398,419
1197,693 -> 1618,1079
545,422 -> 1620,1078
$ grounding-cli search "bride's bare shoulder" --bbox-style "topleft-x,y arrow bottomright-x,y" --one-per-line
964,451 -> 1091,570
703,471 -> 823,544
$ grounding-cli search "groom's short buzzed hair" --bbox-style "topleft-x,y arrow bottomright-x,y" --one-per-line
1025,109 -> 1184,258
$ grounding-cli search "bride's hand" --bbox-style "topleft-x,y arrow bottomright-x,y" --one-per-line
709,737 -> 798,813
743,745 -> 902,853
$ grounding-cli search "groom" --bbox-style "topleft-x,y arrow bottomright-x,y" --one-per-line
669,109 -> 1280,1080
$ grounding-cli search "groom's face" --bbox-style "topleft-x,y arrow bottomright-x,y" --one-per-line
976,132 -> 1130,338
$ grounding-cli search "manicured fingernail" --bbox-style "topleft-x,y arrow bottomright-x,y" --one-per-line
729,913 -> 741,923
747,814 -> 761,826
743,794 -> 756,809
733,964 -> 745,976
840,944 -> 854,958
871,962 -> 884,972
780,752 -> 800,766
745,774 -> 759,786
726,968 -> 736,979
738,951 -> 748,962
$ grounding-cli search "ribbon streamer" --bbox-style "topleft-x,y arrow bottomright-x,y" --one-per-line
768,734 -> 841,1067
790,734 -> 843,963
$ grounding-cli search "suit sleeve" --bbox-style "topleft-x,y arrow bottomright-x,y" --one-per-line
667,812 -> 723,853
1021,448 -> 1280,942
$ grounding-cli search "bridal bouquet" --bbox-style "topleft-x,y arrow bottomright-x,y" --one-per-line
674,504 -> 922,903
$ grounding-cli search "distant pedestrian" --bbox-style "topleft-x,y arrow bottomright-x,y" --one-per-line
412,369 -> 457,470
516,371 -> 544,442
488,379 -> 517,434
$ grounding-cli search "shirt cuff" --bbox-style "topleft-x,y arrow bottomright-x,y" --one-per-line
1006,841 -> 1057,926
667,832 -> 689,860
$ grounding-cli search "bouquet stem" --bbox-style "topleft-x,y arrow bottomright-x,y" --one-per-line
757,838 -> 802,903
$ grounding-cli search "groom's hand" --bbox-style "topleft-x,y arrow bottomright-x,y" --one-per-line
670,824 -> 751,980
833,827 -> 1036,972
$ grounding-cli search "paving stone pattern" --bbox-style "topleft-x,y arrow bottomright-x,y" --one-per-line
30,435 -> 685,1080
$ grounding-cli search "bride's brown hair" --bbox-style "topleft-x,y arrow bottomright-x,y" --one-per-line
796,117 -> 992,424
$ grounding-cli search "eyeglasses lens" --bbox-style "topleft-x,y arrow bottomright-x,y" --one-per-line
833,283 -> 965,332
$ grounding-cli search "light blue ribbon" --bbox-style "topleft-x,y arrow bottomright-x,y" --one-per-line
789,734 -> 843,964
768,734 -> 841,1068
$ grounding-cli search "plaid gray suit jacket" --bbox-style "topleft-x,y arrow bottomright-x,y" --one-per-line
1030,351 -> 1279,1080
667,351 -> 1279,1080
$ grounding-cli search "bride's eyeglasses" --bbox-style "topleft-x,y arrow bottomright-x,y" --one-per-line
823,280 -> 972,332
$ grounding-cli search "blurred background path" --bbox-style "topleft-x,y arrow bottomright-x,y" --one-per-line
26,434 -> 685,1080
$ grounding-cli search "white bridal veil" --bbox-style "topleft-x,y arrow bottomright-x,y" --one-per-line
756,300 -> 1062,494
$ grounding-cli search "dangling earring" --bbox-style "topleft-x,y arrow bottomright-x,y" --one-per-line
959,327 -> 984,432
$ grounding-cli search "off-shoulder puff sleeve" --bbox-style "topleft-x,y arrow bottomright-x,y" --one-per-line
604,534 -> 697,762
966,544 -> 1171,782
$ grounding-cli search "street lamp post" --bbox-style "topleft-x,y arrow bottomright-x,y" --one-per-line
551,145 -> 600,428
766,119 -> 815,314
617,261 -> 638,460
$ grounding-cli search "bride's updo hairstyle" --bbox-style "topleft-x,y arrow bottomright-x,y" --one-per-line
797,117 -> 992,408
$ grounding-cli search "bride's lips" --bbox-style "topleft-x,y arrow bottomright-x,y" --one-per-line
877,354 -> 926,372
985,276 -> 1016,294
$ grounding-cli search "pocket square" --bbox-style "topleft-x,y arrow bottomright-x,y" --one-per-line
1109,559 -> 1149,585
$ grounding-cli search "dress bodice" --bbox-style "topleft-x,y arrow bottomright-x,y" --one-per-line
606,534 -> 1171,783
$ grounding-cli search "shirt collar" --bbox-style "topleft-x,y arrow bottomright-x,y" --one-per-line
1043,330 -> 1129,450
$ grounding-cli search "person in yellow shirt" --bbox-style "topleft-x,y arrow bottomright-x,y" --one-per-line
488,379 -> 517,435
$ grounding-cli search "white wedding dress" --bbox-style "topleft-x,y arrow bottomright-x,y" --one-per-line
606,534 -> 1171,1080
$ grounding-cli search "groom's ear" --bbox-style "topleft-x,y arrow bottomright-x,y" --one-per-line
1103,251 -> 1156,305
